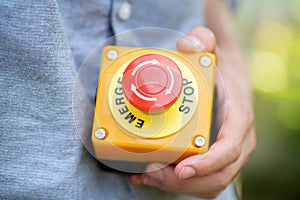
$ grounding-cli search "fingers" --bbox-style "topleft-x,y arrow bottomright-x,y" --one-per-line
176,27 -> 217,53
175,101 -> 254,179
131,102 -> 255,185
132,160 -> 236,199
128,26 -> 256,199
175,140 -> 239,180
130,164 -> 179,192
130,128 -> 256,199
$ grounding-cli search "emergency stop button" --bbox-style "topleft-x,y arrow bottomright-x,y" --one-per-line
122,54 -> 183,112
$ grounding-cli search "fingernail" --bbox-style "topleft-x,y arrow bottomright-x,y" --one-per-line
146,163 -> 164,181
180,36 -> 204,51
179,166 -> 196,180
146,163 -> 165,172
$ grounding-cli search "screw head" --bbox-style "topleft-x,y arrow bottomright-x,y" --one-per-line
106,49 -> 118,60
194,135 -> 206,147
200,55 -> 212,67
95,128 -> 106,140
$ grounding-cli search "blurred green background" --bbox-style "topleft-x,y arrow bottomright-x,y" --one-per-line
234,0 -> 300,199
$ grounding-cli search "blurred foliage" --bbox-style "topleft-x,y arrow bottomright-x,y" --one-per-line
234,0 -> 300,199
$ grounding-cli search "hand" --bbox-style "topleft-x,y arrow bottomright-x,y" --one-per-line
130,27 -> 256,199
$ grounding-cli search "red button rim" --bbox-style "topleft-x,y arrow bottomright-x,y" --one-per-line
122,54 -> 183,112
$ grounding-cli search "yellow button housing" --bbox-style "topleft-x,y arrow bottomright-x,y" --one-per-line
92,46 -> 215,164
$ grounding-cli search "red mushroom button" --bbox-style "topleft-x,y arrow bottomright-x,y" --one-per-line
122,54 -> 183,112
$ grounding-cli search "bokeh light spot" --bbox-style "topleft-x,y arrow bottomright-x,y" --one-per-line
249,50 -> 287,93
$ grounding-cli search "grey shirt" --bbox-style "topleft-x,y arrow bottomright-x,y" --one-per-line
0,0 -> 238,199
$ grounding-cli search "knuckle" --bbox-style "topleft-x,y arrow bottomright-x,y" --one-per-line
245,105 -> 255,128
227,100 -> 255,130
215,173 -> 231,192
200,161 -> 216,175
230,144 -> 242,163
237,101 -> 255,129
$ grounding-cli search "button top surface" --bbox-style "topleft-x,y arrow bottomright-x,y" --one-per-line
122,54 -> 183,112
136,65 -> 168,94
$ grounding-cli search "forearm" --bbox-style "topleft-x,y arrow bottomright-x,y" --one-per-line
204,0 -> 241,56
204,0 -> 252,100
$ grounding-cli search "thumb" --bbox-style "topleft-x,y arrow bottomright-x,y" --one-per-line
174,151 -> 212,180
176,27 -> 217,53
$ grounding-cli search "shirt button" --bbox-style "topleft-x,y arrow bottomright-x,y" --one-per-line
118,2 -> 132,21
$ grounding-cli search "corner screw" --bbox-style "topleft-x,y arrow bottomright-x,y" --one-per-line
194,136 -> 206,147
200,55 -> 212,67
106,49 -> 118,60
95,128 -> 106,140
